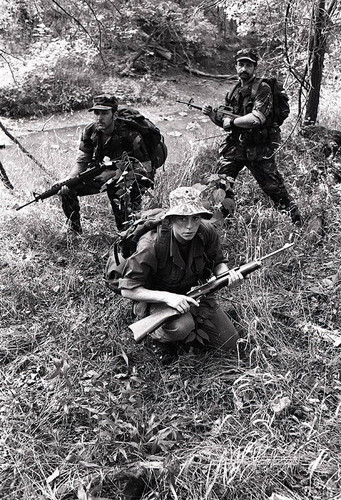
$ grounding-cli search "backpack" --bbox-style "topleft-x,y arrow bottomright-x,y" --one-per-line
228,76 -> 290,126
117,108 -> 168,169
104,208 -> 169,294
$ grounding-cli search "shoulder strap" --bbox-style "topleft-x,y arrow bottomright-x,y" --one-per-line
250,77 -> 262,101
155,220 -> 170,269
226,81 -> 240,102
196,221 -> 213,268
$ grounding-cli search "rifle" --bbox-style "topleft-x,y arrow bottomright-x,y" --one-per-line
176,98 -> 239,120
129,242 -> 294,342
15,160 -> 120,211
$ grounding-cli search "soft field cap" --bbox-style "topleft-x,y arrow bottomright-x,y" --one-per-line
235,48 -> 259,64
88,94 -> 118,111
164,186 -> 212,219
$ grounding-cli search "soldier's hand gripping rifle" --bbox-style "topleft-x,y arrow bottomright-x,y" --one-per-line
15,160 -> 121,211
129,242 -> 294,342
176,98 -> 239,121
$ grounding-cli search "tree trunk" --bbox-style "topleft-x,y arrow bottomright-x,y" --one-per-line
303,0 -> 330,125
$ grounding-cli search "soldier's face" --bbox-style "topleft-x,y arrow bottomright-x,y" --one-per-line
171,215 -> 202,243
94,109 -> 116,131
236,60 -> 256,81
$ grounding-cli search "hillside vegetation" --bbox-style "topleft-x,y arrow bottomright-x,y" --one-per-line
1,1 -> 341,498
0,82 -> 340,498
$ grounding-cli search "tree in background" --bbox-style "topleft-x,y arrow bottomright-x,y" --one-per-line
200,0 -> 341,124
0,0 -> 340,120
301,0 -> 339,125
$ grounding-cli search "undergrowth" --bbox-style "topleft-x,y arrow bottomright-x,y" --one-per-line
0,103 -> 340,500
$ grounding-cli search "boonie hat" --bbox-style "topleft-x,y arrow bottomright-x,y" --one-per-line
235,48 -> 259,65
164,187 -> 212,219
88,94 -> 118,112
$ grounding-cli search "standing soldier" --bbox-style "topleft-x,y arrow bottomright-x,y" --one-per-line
56,94 -> 155,234
203,48 -> 301,225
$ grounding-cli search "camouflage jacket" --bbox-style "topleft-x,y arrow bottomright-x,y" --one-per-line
76,119 -> 151,170
213,77 -> 275,146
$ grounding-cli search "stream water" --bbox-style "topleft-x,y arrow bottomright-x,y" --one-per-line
0,76 -> 231,167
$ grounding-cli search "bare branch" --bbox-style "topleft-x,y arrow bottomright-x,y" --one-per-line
0,121 -> 50,176
0,160 -> 14,190
284,0 -> 308,89
80,0 -> 106,66
49,0 -> 105,63
184,66 -> 237,79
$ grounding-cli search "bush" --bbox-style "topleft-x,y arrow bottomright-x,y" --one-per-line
0,73 -> 98,117
0,39 -> 101,117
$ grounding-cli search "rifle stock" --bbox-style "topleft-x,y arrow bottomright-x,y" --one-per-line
128,242 -> 294,342
129,305 -> 180,343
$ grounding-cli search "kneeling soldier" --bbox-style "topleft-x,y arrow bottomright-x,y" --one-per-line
119,186 -> 243,351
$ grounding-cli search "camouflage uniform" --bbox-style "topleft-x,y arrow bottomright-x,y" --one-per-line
213,76 -> 300,223
61,117 -> 152,233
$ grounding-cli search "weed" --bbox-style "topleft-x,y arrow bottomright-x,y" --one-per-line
1,92 -> 340,499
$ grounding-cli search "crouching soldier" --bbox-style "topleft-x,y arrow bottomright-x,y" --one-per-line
55,94 -> 155,233
119,186 -> 243,352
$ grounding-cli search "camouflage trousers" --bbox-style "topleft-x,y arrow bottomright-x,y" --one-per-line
217,141 -> 300,223
60,178 -> 144,233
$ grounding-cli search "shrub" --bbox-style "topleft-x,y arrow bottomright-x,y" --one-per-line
0,39 -> 101,117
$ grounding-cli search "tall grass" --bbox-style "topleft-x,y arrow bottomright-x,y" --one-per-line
0,103 -> 340,499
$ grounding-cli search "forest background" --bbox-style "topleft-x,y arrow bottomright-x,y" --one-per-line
0,0 -> 341,499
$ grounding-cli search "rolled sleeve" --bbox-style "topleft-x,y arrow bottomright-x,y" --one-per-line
76,125 -> 95,164
252,82 -> 273,122
119,232 -> 158,290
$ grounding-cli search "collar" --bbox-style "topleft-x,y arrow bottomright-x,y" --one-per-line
170,228 -> 205,270
238,75 -> 257,95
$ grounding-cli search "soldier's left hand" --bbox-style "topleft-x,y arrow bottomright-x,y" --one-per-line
228,269 -> 244,287
223,117 -> 232,130
202,104 -> 213,116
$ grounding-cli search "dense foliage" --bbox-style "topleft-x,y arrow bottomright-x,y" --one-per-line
0,0 -> 340,118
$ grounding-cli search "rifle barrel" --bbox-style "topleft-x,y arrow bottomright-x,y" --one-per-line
16,198 -> 38,211
176,99 -> 203,111
260,242 -> 294,261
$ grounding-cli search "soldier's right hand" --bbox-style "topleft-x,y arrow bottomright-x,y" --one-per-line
164,293 -> 199,314
52,178 -> 71,195
58,185 -> 70,195
202,104 -> 213,116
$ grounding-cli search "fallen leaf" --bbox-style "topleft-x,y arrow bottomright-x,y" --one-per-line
269,494 -> 294,500
271,396 -> 291,414
308,449 -> 328,478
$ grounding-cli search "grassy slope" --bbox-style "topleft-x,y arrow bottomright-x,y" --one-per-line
0,80 -> 341,500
